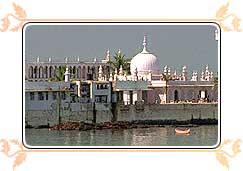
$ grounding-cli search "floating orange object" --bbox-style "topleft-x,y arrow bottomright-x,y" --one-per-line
175,127 -> 190,134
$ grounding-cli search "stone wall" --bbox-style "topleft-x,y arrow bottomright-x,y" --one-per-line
25,103 -> 218,127
116,103 -> 218,122
25,103 -> 113,127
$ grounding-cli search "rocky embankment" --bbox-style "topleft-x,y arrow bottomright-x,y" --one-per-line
49,119 -> 218,131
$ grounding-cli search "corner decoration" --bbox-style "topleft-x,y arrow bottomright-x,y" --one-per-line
215,1 -> 241,32
0,139 -> 27,170
0,3 -> 27,32
215,139 -> 241,170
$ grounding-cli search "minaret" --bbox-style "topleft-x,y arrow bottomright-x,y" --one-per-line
191,70 -> 198,81
173,70 -> 177,80
98,65 -> 103,81
37,57 -> 40,63
168,67 -> 171,76
114,68 -> 118,81
205,65 -> 210,81
210,71 -> 214,80
182,65 -> 187,81
48,57 -> 52,62
201,71 -> 205,81
64,67 -> 70,82
163,65 -> 168,75
106,49 -> 111,61
119,65 -> 123,76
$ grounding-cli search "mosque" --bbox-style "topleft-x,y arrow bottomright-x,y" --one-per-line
25,35 -> 218,106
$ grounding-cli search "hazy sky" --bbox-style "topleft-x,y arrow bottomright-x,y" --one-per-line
24,24 -> 218,73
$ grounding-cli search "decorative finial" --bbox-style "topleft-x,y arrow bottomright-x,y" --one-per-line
142,34 -> 148,53
65,57 -> 68,63
106,49 -> 111,61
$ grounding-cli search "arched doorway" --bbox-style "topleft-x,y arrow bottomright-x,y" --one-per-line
174,90 -> 179,102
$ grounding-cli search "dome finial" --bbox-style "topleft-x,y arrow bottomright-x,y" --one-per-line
142,34 -> 148,53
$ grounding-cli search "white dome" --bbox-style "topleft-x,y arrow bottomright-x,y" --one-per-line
130,36 -> 160,75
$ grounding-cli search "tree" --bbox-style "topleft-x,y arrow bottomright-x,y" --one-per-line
213,76 -> 218,91
161,74 -> 173,103
108,50 -> 131,74
48,66 -> 66,81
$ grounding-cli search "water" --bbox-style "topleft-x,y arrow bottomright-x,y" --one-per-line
25,125 -> 218,147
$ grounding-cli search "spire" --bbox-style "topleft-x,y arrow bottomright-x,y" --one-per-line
142,34 -> 148,53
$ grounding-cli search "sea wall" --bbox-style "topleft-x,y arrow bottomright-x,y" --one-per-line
116,103 -> 218,122
25,103 -> 113,127
25,103 -> 218,127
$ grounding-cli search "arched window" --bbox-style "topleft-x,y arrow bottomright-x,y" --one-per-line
29,66 -> 33,79
82,66 -> 86,80
39,66 -> 43,78
174,90 -> 179,102
77,66 -> 81,79
49,66 -> 53,78
44,66 -> 48,78
34,66 -> 37,78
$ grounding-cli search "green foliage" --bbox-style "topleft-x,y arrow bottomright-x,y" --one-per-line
48,66 -> 67,82
108,50 -> 131,74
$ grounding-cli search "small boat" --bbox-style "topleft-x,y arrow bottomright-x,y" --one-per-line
175,127 -> 190,134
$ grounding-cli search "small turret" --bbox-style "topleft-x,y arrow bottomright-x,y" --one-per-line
98,65 -> 103,81
191,70 -> 198,81
64,67 -> 70,82
119,65 -> 123,76
182,65 -> 187,81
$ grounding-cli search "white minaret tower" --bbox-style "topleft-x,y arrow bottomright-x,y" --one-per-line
98,65 -> 103,81
37,57 -> 40,63
114,68 -> 118,81
64,67 -> 70,82
65,57 -> 68,63
191,70 -> 198,81
106,49 -> 111,61
48,57 -> 52,62
182,65 -> 187,81
119,65 -> 123,76
205,65 -> 210,81
163,65 -> 168,75
201,70 -> 205,81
